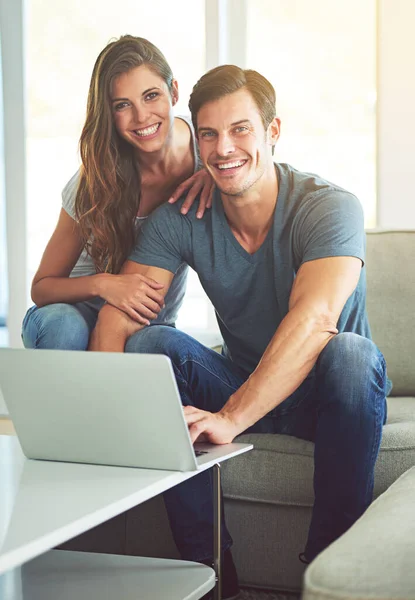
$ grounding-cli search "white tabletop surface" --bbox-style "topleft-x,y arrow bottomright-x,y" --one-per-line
0,435 -> 252,575
0,550 -> 216,600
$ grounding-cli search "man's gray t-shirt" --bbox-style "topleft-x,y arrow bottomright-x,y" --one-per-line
60,115 -> 199,323
129,163 -> 371,375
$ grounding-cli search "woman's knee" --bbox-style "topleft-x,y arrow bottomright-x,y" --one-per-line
22,303 -> 91,350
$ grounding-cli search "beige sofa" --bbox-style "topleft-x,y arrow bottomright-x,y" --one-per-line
302,464 -> 415,600
62,230 -> 415,595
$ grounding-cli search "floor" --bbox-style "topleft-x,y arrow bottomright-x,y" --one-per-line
241,590 -> 300,600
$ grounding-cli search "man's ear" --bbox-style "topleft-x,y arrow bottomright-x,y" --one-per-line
267,117 -> 281,147
171,79 -> 179,106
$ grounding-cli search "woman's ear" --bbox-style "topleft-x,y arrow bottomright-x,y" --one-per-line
171,79 -> 179,106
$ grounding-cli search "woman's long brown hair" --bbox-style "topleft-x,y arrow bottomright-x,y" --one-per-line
75,36 -> 174,274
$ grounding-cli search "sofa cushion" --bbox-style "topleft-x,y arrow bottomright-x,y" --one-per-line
302,465 -> 415,600
222,396 -> 415,506
366,230 -> 415,395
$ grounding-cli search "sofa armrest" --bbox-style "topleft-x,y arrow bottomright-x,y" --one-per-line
302,465 -> 415,600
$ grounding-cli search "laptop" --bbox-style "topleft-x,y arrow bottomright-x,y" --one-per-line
0,348 -> 252,471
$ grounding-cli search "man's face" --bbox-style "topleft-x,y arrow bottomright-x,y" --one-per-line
196,88 -> 277,197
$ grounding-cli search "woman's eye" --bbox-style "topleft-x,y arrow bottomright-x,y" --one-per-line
114,102 -> 129,111
145,92 -> 159,101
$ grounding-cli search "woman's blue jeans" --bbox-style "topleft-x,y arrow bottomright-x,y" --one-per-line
22,303 -> 98,350
22,305 -> 388,563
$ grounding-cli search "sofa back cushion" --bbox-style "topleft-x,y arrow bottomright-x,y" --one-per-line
366,230 -> 415,395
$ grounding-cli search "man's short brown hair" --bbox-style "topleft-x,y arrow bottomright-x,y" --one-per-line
188,65 -> 276,132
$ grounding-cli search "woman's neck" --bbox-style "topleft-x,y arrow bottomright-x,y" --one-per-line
136,118 -> 195,217
135,117 -> 192,178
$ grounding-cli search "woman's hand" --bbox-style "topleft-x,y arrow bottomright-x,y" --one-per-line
98,273 -> 165,325
168,169 -> 215,219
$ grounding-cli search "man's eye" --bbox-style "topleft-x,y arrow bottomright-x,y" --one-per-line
235,126 -> 248,133
200,131 -> 215,138
114,102 -> 129,111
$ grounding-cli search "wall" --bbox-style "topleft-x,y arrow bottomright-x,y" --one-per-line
377,0 -> 415,227
0,0 -> 27,348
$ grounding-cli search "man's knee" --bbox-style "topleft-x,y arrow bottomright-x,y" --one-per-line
125,325 -> 183,355
316,333 -> 387,410
319,332 -> 383,373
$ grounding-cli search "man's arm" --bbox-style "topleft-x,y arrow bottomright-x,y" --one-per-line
185,256 -> 362,443
89,260 -> 174,352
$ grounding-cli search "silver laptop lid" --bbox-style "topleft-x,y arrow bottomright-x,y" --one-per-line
0,349 -> 198,471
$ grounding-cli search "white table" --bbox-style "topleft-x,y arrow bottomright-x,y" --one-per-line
1,551 -> 217,600
0,435 -> 252,599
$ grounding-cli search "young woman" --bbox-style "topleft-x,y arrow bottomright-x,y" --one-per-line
22,35 -> 213,350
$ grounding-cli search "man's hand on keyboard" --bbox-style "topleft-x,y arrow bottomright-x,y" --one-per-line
183,406 -> 240,445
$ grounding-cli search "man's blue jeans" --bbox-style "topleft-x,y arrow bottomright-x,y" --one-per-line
22,306 -> 388,563
125,325 -> 388,562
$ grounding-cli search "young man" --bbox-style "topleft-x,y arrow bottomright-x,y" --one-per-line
90,65 -> 388,598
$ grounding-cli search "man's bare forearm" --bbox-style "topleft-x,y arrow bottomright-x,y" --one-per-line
221,305 -> 337,431
88,304 -> 144,352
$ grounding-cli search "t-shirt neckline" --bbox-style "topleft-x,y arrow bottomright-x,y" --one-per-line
215,164 -> 283,264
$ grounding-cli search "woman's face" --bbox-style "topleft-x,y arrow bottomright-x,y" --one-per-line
111,65 -> 178,153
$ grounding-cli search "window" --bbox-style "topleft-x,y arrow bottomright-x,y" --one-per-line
0,57 -> 8,346
246,0 -> 377,226
3,0 -> 376,349
0,170 -> 6,331
26,0 -> 218,340
0,179 -> 7,344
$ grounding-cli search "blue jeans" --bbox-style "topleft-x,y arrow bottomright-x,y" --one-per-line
125,325 -> 388,562
22,303 -> 99,350
22,307 -> 388,562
